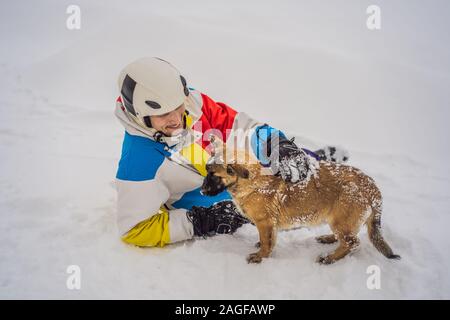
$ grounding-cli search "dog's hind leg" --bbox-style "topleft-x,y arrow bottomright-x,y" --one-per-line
315,234 -> 337,244
247,222 -> 277,264
316,234 -> 360,264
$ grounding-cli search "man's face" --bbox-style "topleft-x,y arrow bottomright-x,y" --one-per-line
150,104 -> 185,136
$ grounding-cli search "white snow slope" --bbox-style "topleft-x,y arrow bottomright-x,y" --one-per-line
0,0 -> 449,299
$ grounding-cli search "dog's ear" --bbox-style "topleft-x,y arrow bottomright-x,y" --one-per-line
227,164 -> 249,179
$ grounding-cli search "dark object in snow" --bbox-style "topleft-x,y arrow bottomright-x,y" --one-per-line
314,146 -> 349,163
187,200 -> 250,237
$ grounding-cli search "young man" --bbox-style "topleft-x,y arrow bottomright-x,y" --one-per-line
115,57 -> 347,247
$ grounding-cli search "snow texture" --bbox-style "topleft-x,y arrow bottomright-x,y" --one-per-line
0,0 -> 449,299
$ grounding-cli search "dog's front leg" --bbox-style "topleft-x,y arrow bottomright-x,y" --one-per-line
247,222 -> 277,264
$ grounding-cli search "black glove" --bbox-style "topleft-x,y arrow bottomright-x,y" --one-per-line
186,200 -> 250,237
269,135 -> 311,183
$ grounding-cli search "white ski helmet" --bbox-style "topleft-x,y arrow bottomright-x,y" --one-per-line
117,57 -> 189,128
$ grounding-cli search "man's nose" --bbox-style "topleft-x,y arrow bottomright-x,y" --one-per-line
168,110 -> 181,123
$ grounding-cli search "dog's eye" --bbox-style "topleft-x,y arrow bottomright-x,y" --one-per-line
226,165 -> 234,175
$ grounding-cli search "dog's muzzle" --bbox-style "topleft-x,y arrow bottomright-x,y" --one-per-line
201,173 -> 227,196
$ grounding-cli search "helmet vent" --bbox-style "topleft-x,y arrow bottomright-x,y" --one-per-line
145,100 -> 162,109
180,75 -> 189,96
121,74 -> 137,116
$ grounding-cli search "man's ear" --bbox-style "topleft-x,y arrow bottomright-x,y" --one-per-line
233,165 -> 249,179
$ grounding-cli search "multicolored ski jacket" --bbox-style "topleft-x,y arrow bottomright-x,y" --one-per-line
114,88 -> 288,247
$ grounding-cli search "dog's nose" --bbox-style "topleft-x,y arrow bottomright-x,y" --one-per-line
201,174 -> 210,190
200,179 -> 210,195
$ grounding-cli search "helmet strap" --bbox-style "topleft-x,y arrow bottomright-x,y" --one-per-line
143,116 -> 152,128
153,131 -> 165,142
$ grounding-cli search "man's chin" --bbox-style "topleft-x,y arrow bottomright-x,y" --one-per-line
164,127 -> 184,137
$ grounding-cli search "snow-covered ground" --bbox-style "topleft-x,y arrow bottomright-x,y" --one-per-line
1,0 -> 449,299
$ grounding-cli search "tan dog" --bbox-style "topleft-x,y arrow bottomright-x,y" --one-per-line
201,137 -> 400,264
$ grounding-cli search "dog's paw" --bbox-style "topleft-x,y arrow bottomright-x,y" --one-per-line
315,234 -> 338,244
316,255 -> 336,265
247,252 -> 263,264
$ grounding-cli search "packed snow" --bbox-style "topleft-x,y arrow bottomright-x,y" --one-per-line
0,0 -> 449,299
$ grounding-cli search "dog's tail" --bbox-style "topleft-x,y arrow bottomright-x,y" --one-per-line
367,200 -> 401,260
